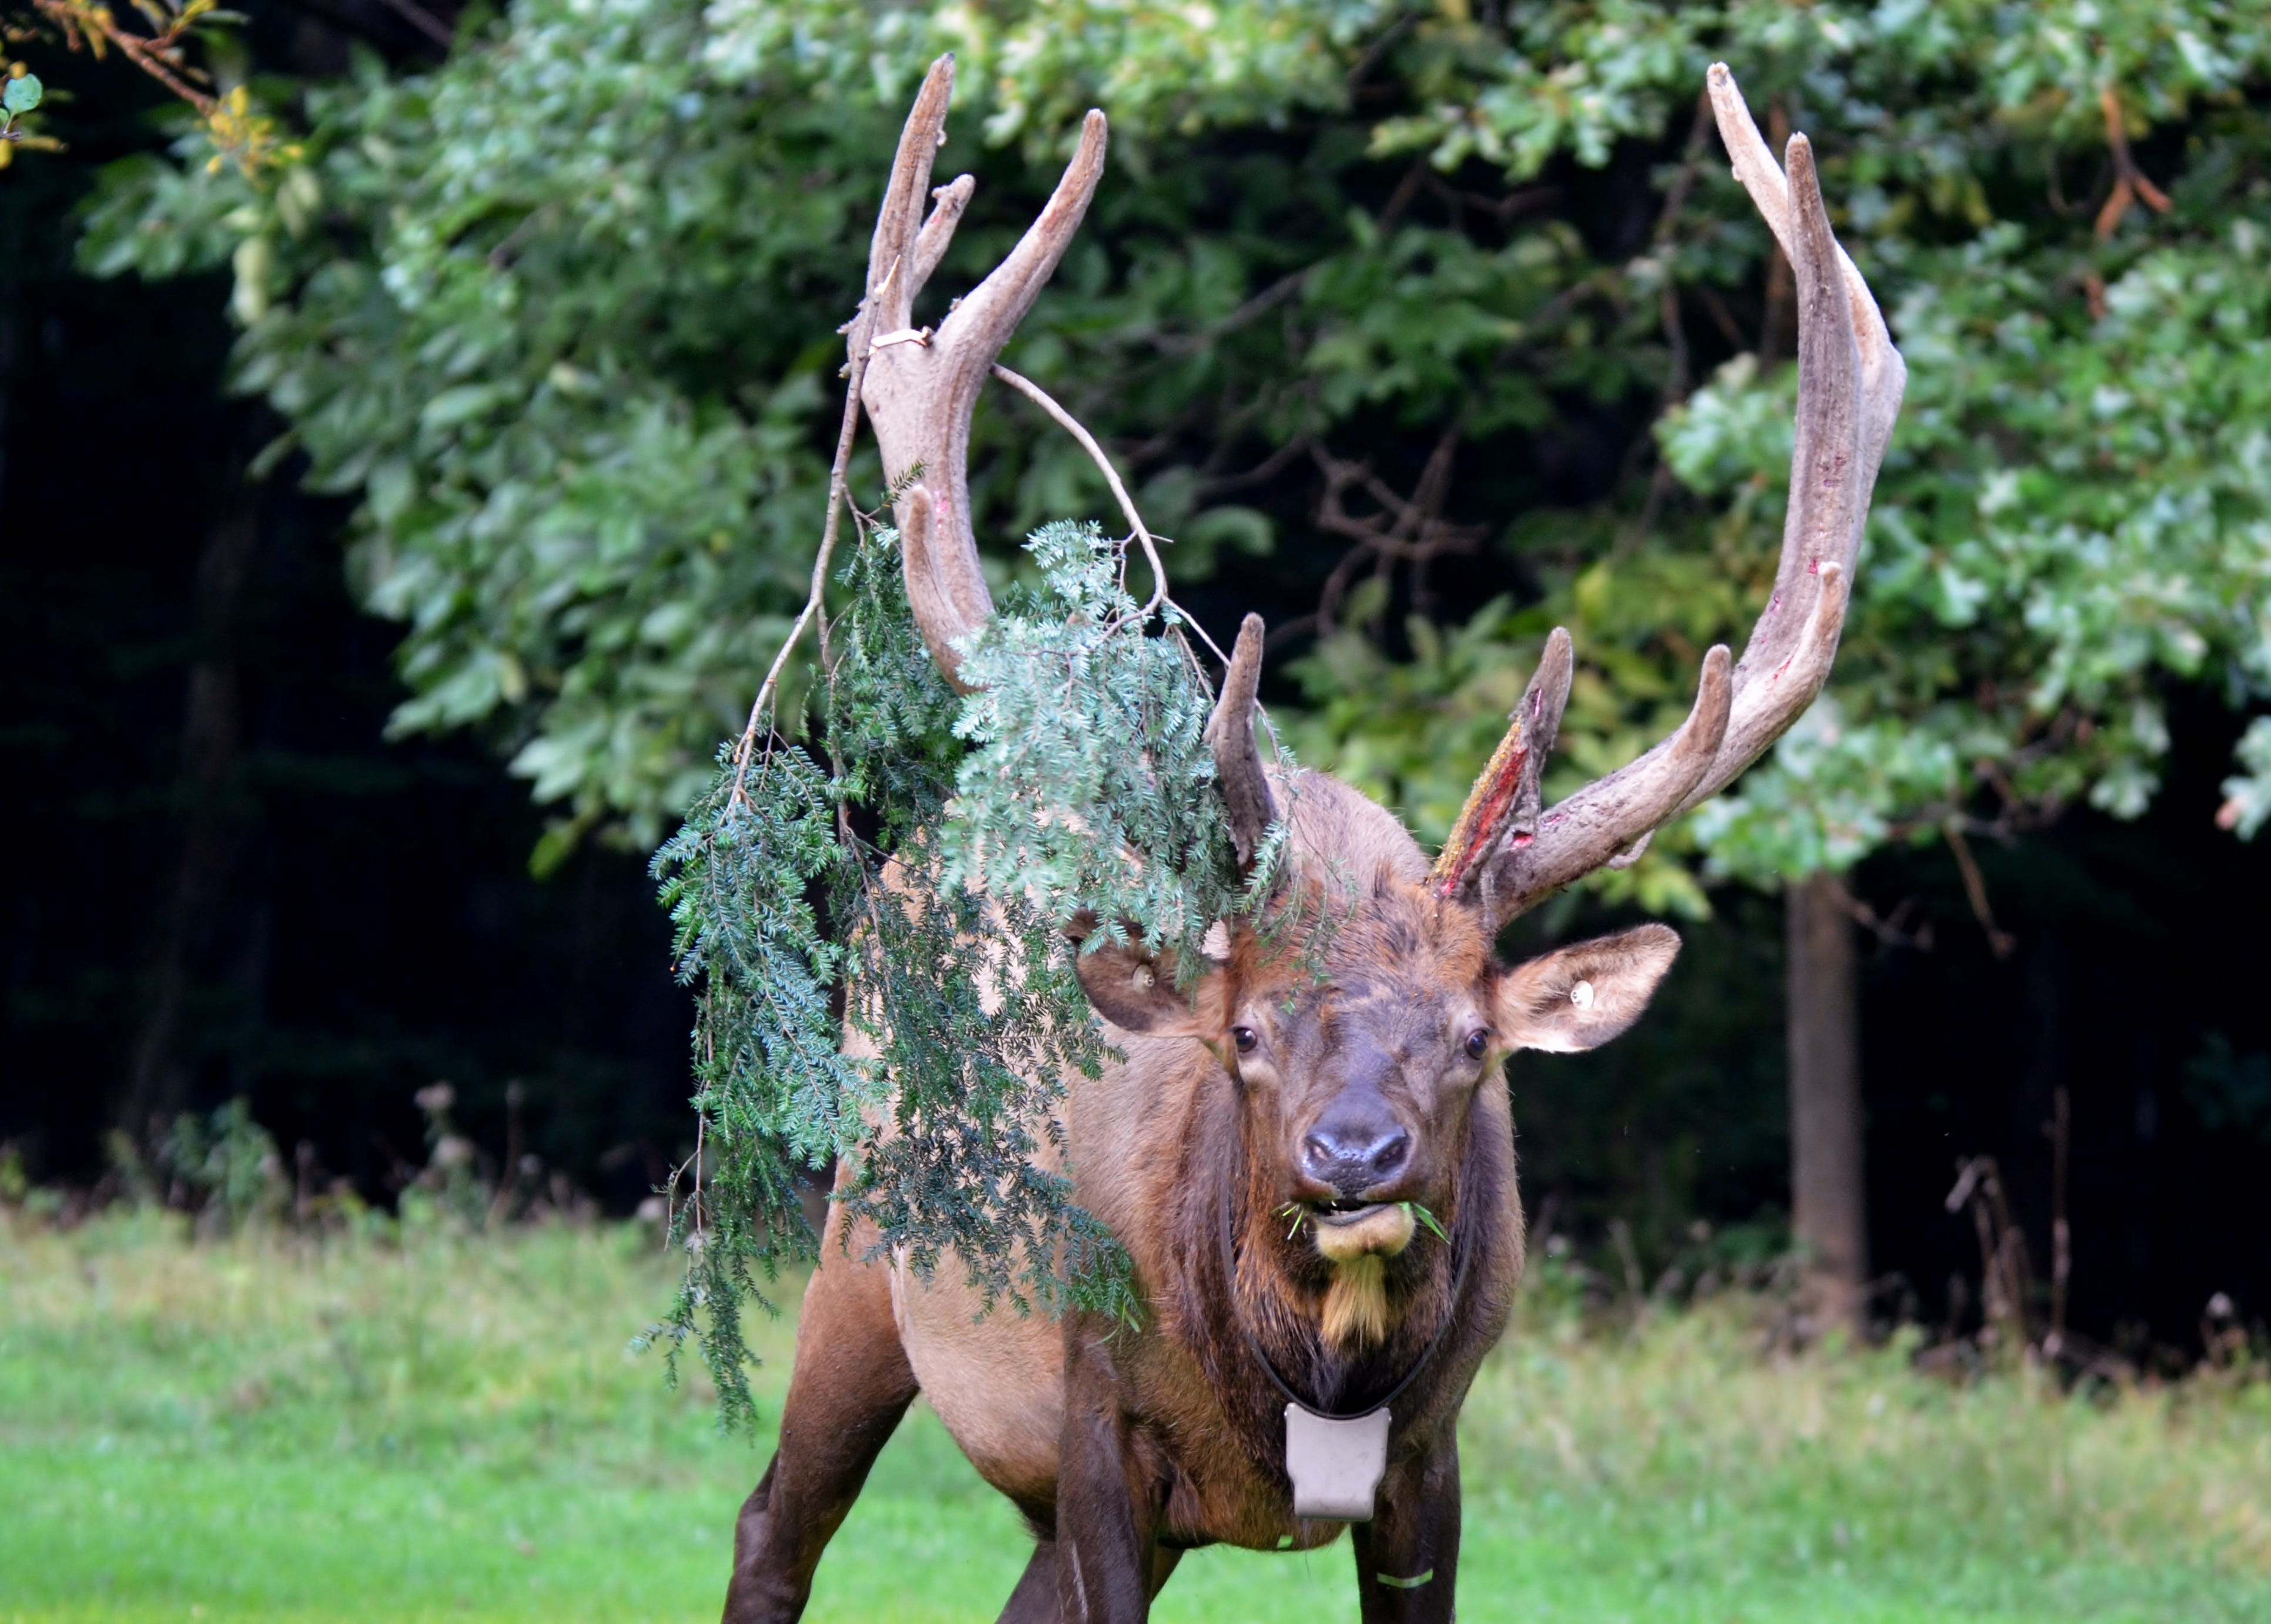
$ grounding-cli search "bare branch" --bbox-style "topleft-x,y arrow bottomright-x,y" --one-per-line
2094,82 -> 2173,239
1150,266 -> 1313,357
989,364 -> 1165,623
1307,432 -> 1483,635
35,0 -> 216,113
731,307 -> 872,801
1942,820 -> 2017,959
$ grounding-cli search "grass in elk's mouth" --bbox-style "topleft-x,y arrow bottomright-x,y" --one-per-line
1401,1201 -> 1448,1242
1278,1199 -> 1381,1237
1276,1200 -> 1445,1243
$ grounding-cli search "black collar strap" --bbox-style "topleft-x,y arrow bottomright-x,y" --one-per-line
1217,1179 -> 1475,1422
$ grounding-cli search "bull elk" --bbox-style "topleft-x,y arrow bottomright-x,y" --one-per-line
722,55 -> 1903,1624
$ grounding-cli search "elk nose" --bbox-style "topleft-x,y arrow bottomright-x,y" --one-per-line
1301,1120 -> 1411,1195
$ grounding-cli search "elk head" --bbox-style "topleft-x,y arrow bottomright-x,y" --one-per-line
852,58 -> 1904,1343
1071,756 -> 1686,1345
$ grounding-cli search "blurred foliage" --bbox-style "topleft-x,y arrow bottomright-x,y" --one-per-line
69,0 -> 2271,901
4,0 -> 297,175
2185,1031 -> 2271,1143
156,1096 -> 284,1234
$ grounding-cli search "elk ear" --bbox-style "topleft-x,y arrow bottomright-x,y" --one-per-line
1491,923 -> 1679,1054
1067,915 -> 1221,1037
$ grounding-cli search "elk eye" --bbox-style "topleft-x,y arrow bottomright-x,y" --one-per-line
1465,1028 -> 1491,1059
1232,1025 -> 1258,1054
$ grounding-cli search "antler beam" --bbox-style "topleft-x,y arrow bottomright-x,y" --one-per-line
1445,63 -> 1906,925
855,54 -> 1110,690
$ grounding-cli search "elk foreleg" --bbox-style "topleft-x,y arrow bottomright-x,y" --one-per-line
997,1539 -> 1062,1624
999,1538 -> 1178,1624
1350,1434 -> 1462,1624
1054,1317 -> 1163,1623
720,1212 -> 916,1624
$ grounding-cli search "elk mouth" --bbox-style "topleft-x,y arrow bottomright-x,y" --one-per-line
1301,1198 -> 1418,1263
1311,1197 -> 1392,1227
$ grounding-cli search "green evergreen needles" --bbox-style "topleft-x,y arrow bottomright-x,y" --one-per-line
651,521 -> 1243,1428
947,522 -> 1242,974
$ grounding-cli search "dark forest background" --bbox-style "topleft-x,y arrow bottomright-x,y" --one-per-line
4,2 -> 2267,1360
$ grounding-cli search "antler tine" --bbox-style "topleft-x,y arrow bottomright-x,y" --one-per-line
1674,65 -> 1907,810
1432,628 -> 1572,901
1707,62 -> 1903,479
1207,613 -> 1278,867
859,69 -> 1110,691
1512,626 -> 1575,825
866,55 -> 956,334
1716,132 -> 1861,701
943,109 -> 1110,366
1460,65 -> 1903,923
911,174 -> 976,296
1480,646 -> 1733,921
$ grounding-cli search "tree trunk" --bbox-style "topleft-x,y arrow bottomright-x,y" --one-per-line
1787,870 -> 1867,1335
119,504 -> 263,1147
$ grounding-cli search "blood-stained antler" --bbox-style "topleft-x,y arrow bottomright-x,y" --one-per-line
855,54 -> 1109,690
1422,62 -> 1907,924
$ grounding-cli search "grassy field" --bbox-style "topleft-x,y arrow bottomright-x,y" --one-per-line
2,1213 -> 2266,1623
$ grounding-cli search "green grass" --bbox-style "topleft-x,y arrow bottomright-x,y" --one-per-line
2,1213 -> 2265,1622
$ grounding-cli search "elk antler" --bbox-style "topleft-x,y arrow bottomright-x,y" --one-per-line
1207,613 -> 1278,865
1427,63 -> 1907,925
855,54 -> 1110,690
855,62 -> 1282,872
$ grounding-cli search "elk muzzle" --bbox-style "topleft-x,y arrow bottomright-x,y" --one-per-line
1297,1092 -> 1422,1261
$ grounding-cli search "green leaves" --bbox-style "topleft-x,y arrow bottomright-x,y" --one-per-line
79,0 -> 899,845
649,736 -> 849,1428
68,0 -> 2271,910
4,72 -> 42,119
70,0 -> 1657,853
1402,1200 -> 1450,1243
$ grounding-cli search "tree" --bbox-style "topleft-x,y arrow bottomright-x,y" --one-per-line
2,0 -> 465,1150
74,2 -> 2271,1313
1652,11 -> 2271,1326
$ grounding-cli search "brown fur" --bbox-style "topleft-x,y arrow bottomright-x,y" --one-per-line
1314,1203 -> 1414,1348
1321,1254 -> 1390,1348
720,770 -> 1680,1624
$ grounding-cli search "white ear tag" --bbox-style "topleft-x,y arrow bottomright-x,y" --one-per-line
1569,979 -> 1596,1009
1284,1404 -> 1389,1521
